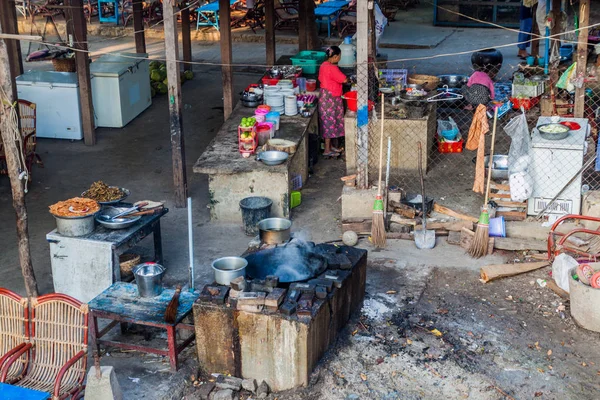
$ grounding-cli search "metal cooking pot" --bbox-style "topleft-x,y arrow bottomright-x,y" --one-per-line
211,257 -> 248,285
53,213 -> 96,237
258,218 -> 292,244
437,74 -> 469,88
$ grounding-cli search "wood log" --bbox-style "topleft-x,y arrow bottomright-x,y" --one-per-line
460,227 -> 494,255
496,211 -> 526,221
389,214 -> 417,226
266,138 -> 297,154
490,182 -> 510,191
389,200 -> 417,218
529,253 -> 549,260
415,220 -> 473,232
489,192 -> 512,199
495,200 -> 528,208
433,204 -> 478,223
480,261 -> 550,283
342,219 -> 371,234
493,237 -> 547,251
546,279 -> 569,300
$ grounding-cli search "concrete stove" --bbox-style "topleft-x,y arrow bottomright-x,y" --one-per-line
192,244 -> 367,391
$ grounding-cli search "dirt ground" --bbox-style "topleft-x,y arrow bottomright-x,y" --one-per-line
181,248 -> 600,400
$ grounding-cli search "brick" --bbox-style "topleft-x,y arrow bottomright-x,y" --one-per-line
296,305 -> 312,317
237,292 -> 266,306
257,381 -> 270,399
241,378 -> 257,393
207,286 -> 220,296
298,293 -> 314,309
229,276 -> 247,292
326,253 -> 352,270
308,279 -> 334,292
212,389 -> 236,400
289,283 -> 316,295
321,270 -> 351,288
215,375 -> 242,391
315,286 -> 327,299
286,289 -> 301,302
280,300 -> 297,316
199,285 -> 214,303
196,382 -> 215,400
211,286 -> 230,305
237,304 -> 264,313
228,289 -> 241,299
265,275 -> 279,287
250,282 -> 274,293
264,288 -> 286,308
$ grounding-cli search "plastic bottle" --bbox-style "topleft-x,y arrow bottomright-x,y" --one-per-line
339,37 -> 356,68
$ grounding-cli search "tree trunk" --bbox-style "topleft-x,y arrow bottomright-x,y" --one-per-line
0,29 -> 39,297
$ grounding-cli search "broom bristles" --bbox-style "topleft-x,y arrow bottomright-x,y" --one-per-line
468,209 -> 490,258
372,196 -> 386,248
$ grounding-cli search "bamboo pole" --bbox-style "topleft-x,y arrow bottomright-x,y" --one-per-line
0,24 -> 39,297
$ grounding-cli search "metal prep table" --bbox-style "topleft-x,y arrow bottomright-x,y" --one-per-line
46,209 -> 168,303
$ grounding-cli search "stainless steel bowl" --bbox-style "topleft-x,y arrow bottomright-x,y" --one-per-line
256,150 -> 289,166
437,74 -> 469,88
257,217 -> 292,244
81,187 -> 129,205
96,206 -> 142,230
484,154 -> 509,180
537,123 -> 570,140
212,257 -> 248,286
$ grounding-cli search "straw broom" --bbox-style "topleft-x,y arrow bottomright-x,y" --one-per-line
469,107 -> 498,258
371,94 -> 386,248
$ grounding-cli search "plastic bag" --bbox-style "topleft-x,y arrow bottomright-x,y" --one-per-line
552,253 -> 579,293
437,117 -> 459,139
509,170 -> 533,202
503,111 -> 531,174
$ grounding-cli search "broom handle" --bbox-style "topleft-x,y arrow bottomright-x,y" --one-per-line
377,93 -> 385,197
483,107 -> 499,207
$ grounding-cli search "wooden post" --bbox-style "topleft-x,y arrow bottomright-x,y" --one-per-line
164,0 -> 188,207
574,0 -> 589,118
531,3 -> 540,58
69,0 -> 96,146
0,23 -> 39,297
264,0 -> 276,66
132,0 -> 146,53
368,3 -> 376,59
181,4 -> 192,72
305,0 -> 318,50
298,0 -> 308,51
0,0 -> 23,78
219,0 -> 234,119
355,0 -> 370,188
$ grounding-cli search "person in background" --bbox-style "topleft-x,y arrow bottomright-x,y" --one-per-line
462,66 -> 495,107
318,46 -> 350,157
518,1 -> 534,59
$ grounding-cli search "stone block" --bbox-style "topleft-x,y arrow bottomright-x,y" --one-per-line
341,186 -> 380,221
279,300 -> 297,316
308,279 -> 333,292
257,381 -> 270,399
242,378 -> 257,393
84,366 -> 123,400
196,382 -> 215,400
230,276 -> 247,292
265,275 -> 279,287
237,292 -> 266,306
315,286 -> 327,299
264,288 -> 286,308
216,376 -> 243,391
289,283 -> 316,295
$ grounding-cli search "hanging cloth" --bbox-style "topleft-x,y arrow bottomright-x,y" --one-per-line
466,104 -> 490,194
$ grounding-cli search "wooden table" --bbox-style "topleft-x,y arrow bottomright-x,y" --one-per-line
88,282 -> 199,372
0,383 -> 50,400
46,209 -> 168,303
193,102 -> 316,222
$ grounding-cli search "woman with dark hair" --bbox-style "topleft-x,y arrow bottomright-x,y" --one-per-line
318,46 -> 350,156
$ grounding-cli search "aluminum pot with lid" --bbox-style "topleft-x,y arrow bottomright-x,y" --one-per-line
258,218 -> 292,244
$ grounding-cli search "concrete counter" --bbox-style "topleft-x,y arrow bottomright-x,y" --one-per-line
193,103 -> 317,221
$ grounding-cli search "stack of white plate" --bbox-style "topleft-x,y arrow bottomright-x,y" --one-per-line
277,80 -> 293,90
263,86 -> 280,105
284,95 -> 298,116
267,94 -> 284,113
279,89 -> 295,98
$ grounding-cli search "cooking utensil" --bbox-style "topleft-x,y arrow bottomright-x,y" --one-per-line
211,257 -> 248,286
258,217 -> 292,244
537,123 -> 570,140
414,142 -> 435,249
108,202 -> 147,220
244,248 -> 327,283
256,150 -> 289,166
437,74 -> 469,88
134,263 -> 166,297
53,213 -> 97,237
96,207 -> 142,230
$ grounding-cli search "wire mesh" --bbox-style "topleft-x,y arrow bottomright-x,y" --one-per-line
349,52 -> 600,220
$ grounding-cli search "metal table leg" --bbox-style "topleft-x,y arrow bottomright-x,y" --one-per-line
166,325 -> 178,372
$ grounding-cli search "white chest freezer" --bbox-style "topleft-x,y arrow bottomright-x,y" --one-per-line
16,71 -> 84,140
90,53 -> 152,128
527,117 -> 589,216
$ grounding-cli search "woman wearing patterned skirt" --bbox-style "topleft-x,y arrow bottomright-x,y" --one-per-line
318,46 -> 349,156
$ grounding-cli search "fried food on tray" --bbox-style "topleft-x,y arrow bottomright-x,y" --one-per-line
82,181 -> 126,202
49,197 -> 100,217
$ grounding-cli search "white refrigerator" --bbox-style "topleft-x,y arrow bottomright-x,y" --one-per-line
90,52 -> 152,128
527,117 -> 589,216
16,71 -> 84,140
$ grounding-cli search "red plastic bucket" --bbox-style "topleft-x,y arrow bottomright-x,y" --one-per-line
343,91 -> 374,112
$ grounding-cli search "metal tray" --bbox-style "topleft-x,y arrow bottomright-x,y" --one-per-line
81,187 -> 130,205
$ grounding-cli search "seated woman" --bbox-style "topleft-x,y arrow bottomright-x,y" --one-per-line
462,66 -> 495,107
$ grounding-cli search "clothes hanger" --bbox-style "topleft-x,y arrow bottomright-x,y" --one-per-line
427,85 -> 464,102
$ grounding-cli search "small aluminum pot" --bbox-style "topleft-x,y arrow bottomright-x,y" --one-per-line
133,262 -> 166,297
54,214 -> 96,237
212,257 -> 248,286
258,218 -> 292,244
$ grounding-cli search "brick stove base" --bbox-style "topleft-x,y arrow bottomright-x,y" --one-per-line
193,244 -> 367,391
